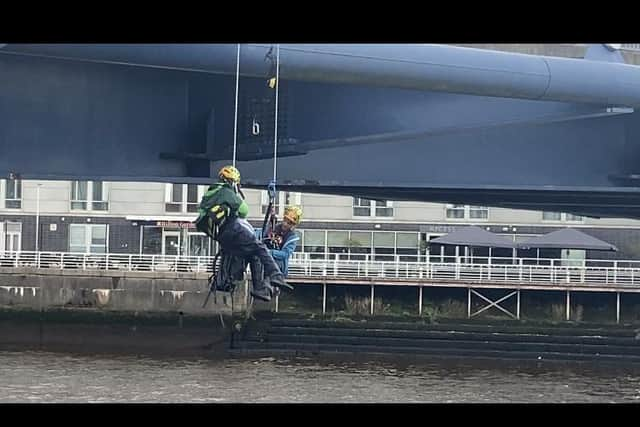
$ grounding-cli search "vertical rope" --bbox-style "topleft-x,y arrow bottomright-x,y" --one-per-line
232,44 -> 241,167
272,44 -> 281,182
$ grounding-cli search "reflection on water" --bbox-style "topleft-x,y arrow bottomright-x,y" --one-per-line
2,351 -> 640,403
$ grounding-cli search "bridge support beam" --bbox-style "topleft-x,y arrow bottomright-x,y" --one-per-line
418,286 -> 423,316
469,288 -> 518,319
617,292 -> 621,324
566,290 -> 571,321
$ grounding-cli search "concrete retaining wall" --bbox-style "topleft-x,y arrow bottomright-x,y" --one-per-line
0,267 -> 250,316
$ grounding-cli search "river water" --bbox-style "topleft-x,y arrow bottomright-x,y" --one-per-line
2,350 -> 640,403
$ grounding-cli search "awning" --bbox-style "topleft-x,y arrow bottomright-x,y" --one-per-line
428,226 -> 515,248
517,228 -> 618,251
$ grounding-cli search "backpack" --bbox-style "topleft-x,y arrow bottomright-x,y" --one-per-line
194,183 -> 231,238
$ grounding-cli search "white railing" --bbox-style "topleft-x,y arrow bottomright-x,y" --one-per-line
288,253 -> 640,288
0,251 -> 217,273
1,251 -> 640,288
621,44 -> 640,51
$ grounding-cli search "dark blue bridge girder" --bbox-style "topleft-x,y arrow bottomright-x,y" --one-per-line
2,44 -> 640,218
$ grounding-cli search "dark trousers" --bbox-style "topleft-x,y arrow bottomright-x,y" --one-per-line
216,218 -> 282,280
213,252 -> 265,292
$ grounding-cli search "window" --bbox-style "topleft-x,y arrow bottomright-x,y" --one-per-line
71,181 -> 108,211
301,229 -> 326,259
4,179 -> 22,209
69,224 -> 108,254
327,230 -> 349,257
165,184 -> 203,213
261,191 -> 301,216
542,212 -> 584,222
4,222 -> 22,252
446,204 -> 488,220
353,197 -> 394,218
188,233 -> 211,257
542,211 -> 562,221
397,232 -> 419,262
373,232 -> 395,261
565,213 -> 584,222
349,231 -> 372,260
469,205 -> 489,219
446,204 -> 465,219
375,200 -> 394,217
91,181 -> 108,211
353,197 -> 371,216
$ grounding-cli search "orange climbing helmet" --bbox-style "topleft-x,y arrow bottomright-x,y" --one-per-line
218,165 -> 240,183
283,205 -> 303,226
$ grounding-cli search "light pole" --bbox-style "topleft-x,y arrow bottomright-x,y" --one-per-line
35,183 -> 41,253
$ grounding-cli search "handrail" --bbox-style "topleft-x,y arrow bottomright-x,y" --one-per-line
0,250 -> 639,287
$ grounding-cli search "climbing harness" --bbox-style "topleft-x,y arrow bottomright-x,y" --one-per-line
262,180 -> 279,248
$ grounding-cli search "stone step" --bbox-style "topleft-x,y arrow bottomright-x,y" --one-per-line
260,333 -> 640,356
264,326 -> 640,347
268,318 -> 639,337
232,340 -> 640,364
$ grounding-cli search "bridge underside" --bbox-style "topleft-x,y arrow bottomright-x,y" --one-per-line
3,50 -> 640,218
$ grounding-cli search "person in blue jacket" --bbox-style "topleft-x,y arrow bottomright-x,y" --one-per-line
251,205 -> 303,292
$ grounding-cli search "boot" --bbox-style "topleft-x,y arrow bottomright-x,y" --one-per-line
250,283 -> 273,302
268,272 -> 293,291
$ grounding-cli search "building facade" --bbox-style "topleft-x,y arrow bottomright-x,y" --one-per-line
2,178 -> 640,264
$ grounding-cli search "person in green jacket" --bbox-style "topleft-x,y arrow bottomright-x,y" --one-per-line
195,165 -> 287,302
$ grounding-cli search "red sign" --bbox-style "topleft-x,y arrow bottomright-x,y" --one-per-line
156,221 -> 196,229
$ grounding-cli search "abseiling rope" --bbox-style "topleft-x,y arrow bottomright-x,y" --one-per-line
272,44 -> 281,183
232,43 -> 241,168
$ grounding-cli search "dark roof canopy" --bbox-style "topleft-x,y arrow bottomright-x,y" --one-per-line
517,228 -> 618,251
428,226 -> 515,248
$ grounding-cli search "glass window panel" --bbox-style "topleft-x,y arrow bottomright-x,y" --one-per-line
187,185 -> 198,203
142,226 -> 162,254
469,206 -> 488,219
327,231 -> 349,246
303,230 -> 325,246
6,179 -> 17,199
91,226 -> 106,245
353,198 -> 372,216
90,245 -> 106,254
375,206 -> 393,217
77,181 -> 87,200
92,201 -> 108,211
92,181 -> 103,201
70,226 -> 85,246
353,207 -> 371,216
373,232 -> 395,247
543,212 -> 562,220
396,232 -> 418,248
446,204 -> 465,219
350,231 -> 372,247
171,184 -> 182,203
6,223 -> 21,233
